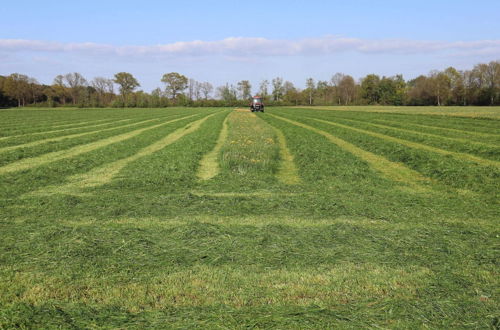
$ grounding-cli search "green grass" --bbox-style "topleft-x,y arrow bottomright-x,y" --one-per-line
0,106 -> 498,328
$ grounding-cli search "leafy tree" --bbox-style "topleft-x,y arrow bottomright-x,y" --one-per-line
259,80 -> 269,99
338,75 -> 356,105
91,77 -> 114,106
444,67 -> 466,105
216,83 -> 237,105
377,75 -> 406,105
52,75 -> 70,105
113,72 -> 140,100
471,61 -> 500,105
360,74 -> 381,104
305,78 -> 315,105
199,82 -> 213,100
283,81 -> 299,105
407,75 -> 435,105
0,76 -> 15,107
430,70 -> 451,106
237,80 -> 252,100
271,77 -> 284,101
64,72 -> 87,105
161,72 -> 188,100
331,73 -> 346,105
316,80 -> 330,105
3,73 -> 29,107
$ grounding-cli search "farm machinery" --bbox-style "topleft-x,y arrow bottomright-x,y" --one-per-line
250,96 -> 264,112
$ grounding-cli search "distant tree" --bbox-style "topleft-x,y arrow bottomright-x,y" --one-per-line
91,77 -> 114,106
52,75 -> 70,105
444,67 -> 466,105
430,70 -> 451,106
3,73 -> 30,107
330,73 -> 346,105
259,79 -> 269,99
64,72 -> 87,105
237,80 -> 252,100
360,74 -> 381,104
315,80 -> 330,105
305,78 -> 315,105
27,77 -> 43,104
472,61 -> 500,105
113,72 -> 140,101
283,81 -> 299,105
407,75 -> 435,105
187,78 -> 197,101
271,77 -> 284,101
0,76 -> 14,107
216,83 -> 237,104
161,72 -> 188,100
338,75 -> 356,105
193,81 -> 202,100
199,82 -> 213,100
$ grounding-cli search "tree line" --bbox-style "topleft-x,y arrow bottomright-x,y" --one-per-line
0,60 -> 498,108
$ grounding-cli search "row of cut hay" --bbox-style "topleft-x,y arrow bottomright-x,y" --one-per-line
197,114 -> 230,180
305,115 -> 500,161
0,110 -> 184,136
0,114 -> 122,130
269,113 -> 432,191
331,116 -> 498,149
36,112 -> 222,195
0,115 -> 183,153
290,106 -> 500,132
0,113 -> 203,176
372,118 -> 500,139
0,118 -> 133,142
274,111 -> 498,196
310,118 -> 499,168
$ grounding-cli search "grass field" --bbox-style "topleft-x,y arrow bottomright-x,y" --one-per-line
0,106 -> 499,328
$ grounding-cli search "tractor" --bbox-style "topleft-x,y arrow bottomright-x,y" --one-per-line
250,96 -> 264,112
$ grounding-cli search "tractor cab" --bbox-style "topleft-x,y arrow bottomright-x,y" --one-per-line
250,96 -> 264,112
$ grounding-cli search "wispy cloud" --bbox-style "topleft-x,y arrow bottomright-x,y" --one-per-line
1,36 -> 499,57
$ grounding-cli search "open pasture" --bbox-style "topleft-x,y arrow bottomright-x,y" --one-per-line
0,107 -> 499,328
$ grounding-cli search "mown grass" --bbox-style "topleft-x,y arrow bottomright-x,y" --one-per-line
0,107 -> 498,328
298,105 -> 500,119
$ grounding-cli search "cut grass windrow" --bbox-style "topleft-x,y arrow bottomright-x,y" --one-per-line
0,114 -> 201,176
331,116 -> 498,149
373,118 -> 500,139
270,124 -> 301,185
0,117 -> 175,153
0,118 -> 113,134
269,114 -> 431,190
36,112 -> 221,195
311,118 -> 500,168
0,118 -> 133,142
197,113 -> 230,180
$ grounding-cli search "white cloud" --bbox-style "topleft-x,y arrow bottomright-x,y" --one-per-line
0,36 -> 499,58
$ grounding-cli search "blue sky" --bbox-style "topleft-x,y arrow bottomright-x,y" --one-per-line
1,0 -> 499,92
